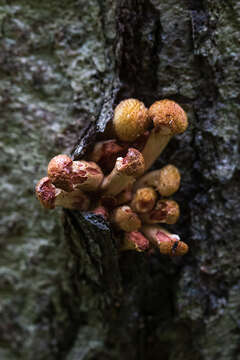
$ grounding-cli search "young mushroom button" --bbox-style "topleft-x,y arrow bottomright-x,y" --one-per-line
134,164 -> 181,197
131,187 -> 157,213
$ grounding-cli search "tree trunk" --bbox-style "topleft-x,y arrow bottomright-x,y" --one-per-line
1,1 -> 240,359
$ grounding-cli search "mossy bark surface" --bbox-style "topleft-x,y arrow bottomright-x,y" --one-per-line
1,1 -> 240,359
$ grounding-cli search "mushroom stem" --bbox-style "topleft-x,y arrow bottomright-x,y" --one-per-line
130,187 -> 157,213
142,131 -> 172,171
115,184 -> 133,206
142,99 -> 188,170
35,177 -> 90,210
133,164 -> 180,197
101,148 -> 145,196
120,231 -> 149,252
140,199 -> 180,224
141,225 -> 188,256
111,205 -> 142,232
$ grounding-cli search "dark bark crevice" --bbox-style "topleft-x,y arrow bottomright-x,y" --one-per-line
115,0 -> 161,105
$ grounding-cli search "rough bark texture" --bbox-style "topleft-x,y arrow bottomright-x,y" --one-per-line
1,1 -> 240,359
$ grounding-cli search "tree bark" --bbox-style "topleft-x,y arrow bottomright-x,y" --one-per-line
1,1 -> 240,359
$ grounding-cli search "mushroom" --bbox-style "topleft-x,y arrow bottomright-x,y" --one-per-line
141,224 -> 188,256
142,99 -> 188,170
101,148 -> 145,196
35,177 -> 90,210
111,205 -> 142,232
71,161 -> 104,191
113,98 -> 150,142
47,154 -> 73,192
130,187 -> 157,213
140,199 -> 180,224
47,154 -> 103,192
133,164 -> 181,197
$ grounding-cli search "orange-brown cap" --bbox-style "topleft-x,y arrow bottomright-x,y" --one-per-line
113,99 -> 150,142
155,229 -> 188,256
131,187 -> 157,213
141,225 -> 188,256
118,148 -> 145,177
71,161 -> 103,191
35,177 -> 58,209
149,99 -> 188,135
157,164 -> 181,197
170,240 -> 189,256
112,205 -> 142,232
141,199 -> 180,224
47,154 -> 73,192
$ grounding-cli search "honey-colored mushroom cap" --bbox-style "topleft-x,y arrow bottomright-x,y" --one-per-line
113,98 -> 150,142
157,164 -> 181,197
149,99 -> 188,135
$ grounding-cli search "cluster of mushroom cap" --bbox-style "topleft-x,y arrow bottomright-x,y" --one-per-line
36,98 -> 189,257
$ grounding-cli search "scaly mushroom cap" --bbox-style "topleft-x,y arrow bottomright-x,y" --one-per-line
149,99 -> 188,135
118,148 -> 145,177
47,154 -> 73,192
141,225 -> 188,256
113,99 -> 150,142
35,177 -> 59,209
71,161 -> 103,191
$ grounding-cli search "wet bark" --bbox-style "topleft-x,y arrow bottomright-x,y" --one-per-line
1,1 -> 240,359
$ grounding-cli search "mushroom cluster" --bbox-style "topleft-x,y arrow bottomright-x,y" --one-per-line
35,99 -> 189,257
